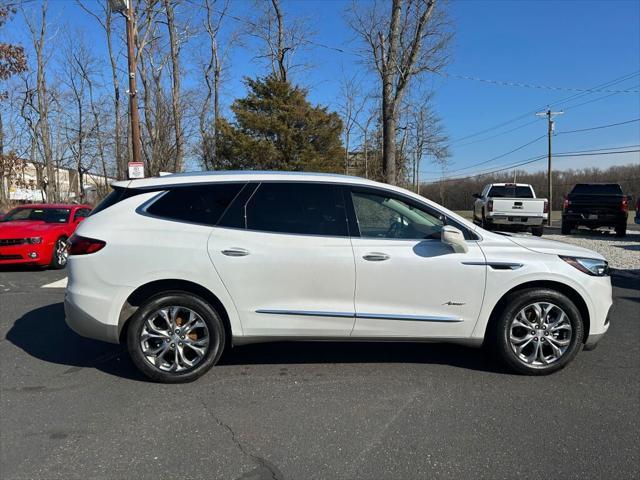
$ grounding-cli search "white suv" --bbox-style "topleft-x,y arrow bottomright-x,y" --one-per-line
65,172 -> 612,382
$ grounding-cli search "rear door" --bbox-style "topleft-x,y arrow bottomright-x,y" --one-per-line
207,182 -> 356,337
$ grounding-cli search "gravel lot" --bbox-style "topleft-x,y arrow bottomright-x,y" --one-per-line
545,228 -> 640,273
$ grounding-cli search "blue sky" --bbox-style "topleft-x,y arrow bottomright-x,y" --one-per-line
7,0 -> 640,181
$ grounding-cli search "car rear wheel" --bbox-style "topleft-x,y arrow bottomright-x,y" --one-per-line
615,223 -> 626,237
49,237 -> 68,269
490,288 -> 584,375
531,225 -> 543,237
126,292 -> 225,383
561,222 -> 572,235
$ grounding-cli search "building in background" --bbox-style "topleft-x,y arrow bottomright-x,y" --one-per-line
3,158 -> 114,205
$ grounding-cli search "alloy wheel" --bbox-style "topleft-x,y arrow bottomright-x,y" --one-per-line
56,239 -> 68,266
140,306 -> 210,372
508,302 -> 573,367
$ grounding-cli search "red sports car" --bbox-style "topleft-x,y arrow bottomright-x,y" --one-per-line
0,204 -> 92,269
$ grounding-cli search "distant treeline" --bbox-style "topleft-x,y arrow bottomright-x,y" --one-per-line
419,163 -> 640,211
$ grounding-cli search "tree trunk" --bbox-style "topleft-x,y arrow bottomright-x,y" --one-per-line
271,0 -> 287,82
34,3 -> 56,202
0,111 -> 5,203
164,0 -> 183,172
105,7 -> 124,180
382,98 -> 397,184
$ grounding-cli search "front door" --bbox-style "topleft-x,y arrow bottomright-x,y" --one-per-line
208,182 -> 356,337
348,187 -> 486,338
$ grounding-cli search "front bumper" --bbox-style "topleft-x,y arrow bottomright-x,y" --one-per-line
0,242 -> 52,265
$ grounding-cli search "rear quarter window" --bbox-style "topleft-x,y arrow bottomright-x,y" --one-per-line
145,183 -> 245,225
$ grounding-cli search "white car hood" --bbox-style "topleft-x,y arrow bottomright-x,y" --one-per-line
504,234 -> 605,260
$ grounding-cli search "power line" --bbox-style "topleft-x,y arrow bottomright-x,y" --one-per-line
442,73 -> 639,93
454,118 -> 543,148
555,149 -> 640,157
555,144 -> 640,154
437,134 -> 546,174
557,118 -> 640,134
424,145 -> 640,184
450,71 -> 640,143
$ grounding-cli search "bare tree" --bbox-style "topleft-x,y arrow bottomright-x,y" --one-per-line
338,73 -> 366,175
24,0 -> 57,201
77,0 -> 126,180
247,0 -> 309,81
163,0 -> 184,172
0,2 -> 28,203
199,0 -> 229,170
347,0 -> 451,185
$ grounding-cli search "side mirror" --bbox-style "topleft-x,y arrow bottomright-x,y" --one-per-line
441,225 -> 469,254
472,193 -> 481,199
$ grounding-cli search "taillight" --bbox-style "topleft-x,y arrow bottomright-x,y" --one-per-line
621,196 -> 628,213
68,234 -> 106,255
563,197 -> 570,212
543,201 -> 549,214
487,200 -> 493,212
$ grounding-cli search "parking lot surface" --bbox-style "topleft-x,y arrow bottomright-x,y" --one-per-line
1,267 -> 639,480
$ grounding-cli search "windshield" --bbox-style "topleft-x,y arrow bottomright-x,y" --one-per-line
2,207 -> 71,223
487,186 -> 534,198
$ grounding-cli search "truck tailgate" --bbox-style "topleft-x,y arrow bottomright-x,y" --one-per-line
491,198 -> 546,216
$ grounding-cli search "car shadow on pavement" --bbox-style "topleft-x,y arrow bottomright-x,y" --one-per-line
220,341 -> 511,374
0,265 -> 48,273
6,302 -> 145,381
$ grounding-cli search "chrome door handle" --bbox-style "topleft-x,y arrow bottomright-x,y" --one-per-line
363,252 -> 390,261
221,248 -> 249,257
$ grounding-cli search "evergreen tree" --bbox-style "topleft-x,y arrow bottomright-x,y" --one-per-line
216,75 -> 344,172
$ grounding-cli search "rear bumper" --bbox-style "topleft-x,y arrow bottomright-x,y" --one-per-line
562,213 -> 626,225
486,215 -> 545,226
65,293 -> 120,343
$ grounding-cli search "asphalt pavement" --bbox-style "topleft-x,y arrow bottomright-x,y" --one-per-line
0,267 -> 638,480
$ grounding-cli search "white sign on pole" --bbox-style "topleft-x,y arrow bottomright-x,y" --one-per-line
128,162 -> 145,179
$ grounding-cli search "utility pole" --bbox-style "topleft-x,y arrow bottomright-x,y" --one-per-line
110,0 -> 143,170
536,109 -> 563,226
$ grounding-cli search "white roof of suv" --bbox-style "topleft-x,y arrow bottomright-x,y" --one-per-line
113,170 -> 381,189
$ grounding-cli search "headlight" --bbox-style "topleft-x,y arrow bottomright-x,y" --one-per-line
26,237 -> 43,244
560,256 -> 609,276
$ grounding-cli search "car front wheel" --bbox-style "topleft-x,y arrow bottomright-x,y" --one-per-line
49,237 -> 68,269
491,288 -> 584,375
126,292 -> 225,383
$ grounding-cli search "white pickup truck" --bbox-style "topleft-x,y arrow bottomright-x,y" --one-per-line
472,183 -> 548,236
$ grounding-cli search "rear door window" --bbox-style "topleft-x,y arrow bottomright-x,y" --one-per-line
146,183 -> 245,226
244,182 -> 349,236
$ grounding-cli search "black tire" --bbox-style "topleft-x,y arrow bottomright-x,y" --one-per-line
531,225 -> 544,237
127,291 -> 225,383
49,237 -> 68,269
615,223 -> 626,237
561,222 -> 572,235
481,209 -> 491,230
489,288 -> 584,375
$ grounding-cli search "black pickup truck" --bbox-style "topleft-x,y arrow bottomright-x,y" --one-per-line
561,183 -> 629,237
